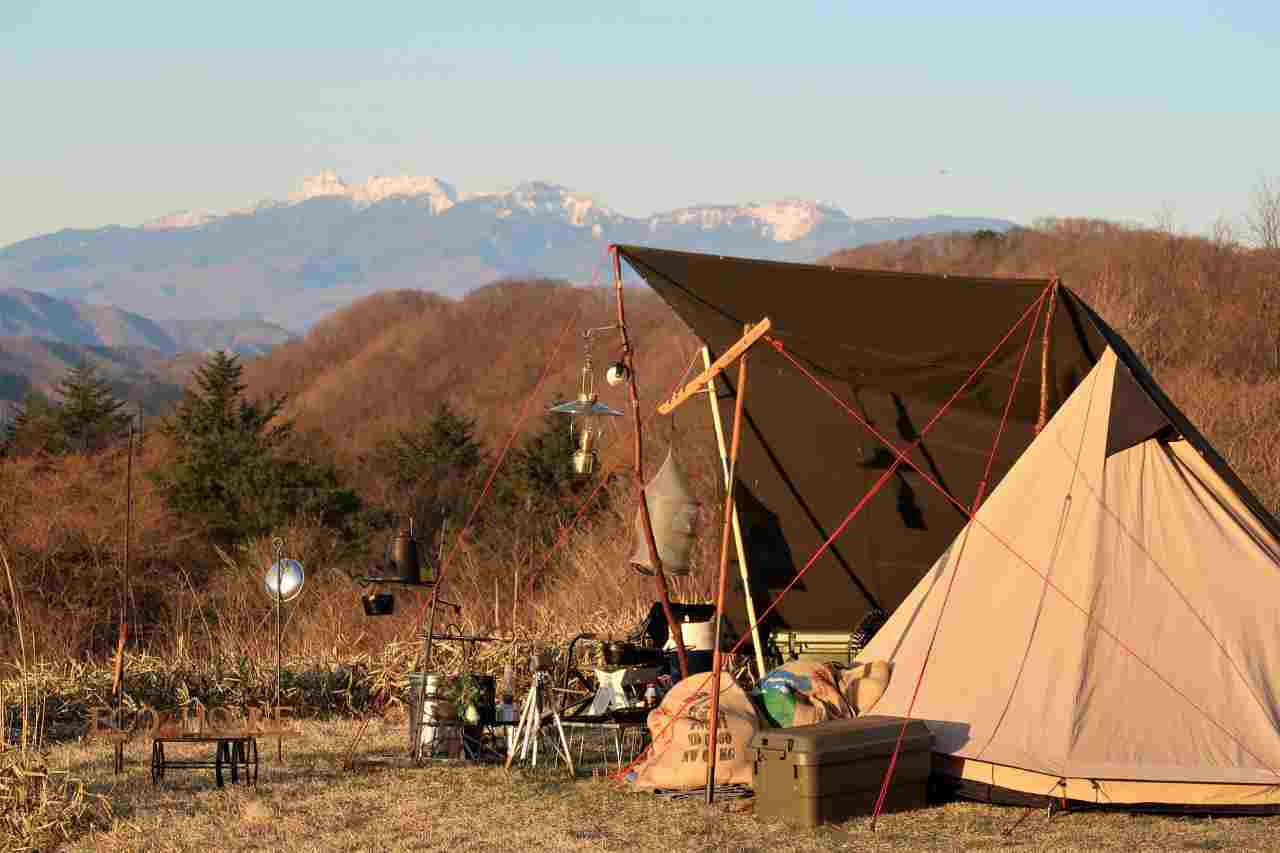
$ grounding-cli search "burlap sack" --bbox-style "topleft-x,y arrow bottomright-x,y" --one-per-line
627,672 -> 760,789
840,660 -> 893,715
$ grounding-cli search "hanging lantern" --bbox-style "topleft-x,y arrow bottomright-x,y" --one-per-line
629,447 -> 701,576
549,357 -> 624,475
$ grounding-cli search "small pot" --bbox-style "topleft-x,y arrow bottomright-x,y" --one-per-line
603,641 -> 665,668
361,592 -> 395,616
602,641 -> 639,666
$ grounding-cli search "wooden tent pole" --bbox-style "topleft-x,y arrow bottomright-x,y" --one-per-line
701,346 -> 767,682
705,334 -> 748,804
612,248 -> 689,681
1034,277 -> 1060,435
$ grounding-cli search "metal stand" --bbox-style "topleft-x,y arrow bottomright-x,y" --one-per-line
274,565 -> 283,763
504,671 -> 574,775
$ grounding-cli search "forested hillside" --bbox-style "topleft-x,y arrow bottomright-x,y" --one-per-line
2,219 -> 1277,669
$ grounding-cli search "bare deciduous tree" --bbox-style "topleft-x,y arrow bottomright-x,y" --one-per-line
1246,173 -> 1280,250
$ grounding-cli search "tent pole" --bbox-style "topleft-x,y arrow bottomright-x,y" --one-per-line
705,333 -> 748,804
1035,277 -> 1060,435
612,247 -> 689,681
701,346 -> 767,682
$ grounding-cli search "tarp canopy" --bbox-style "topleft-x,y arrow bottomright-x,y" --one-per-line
617,246 -> 1102,631
617,245 -> 1279,633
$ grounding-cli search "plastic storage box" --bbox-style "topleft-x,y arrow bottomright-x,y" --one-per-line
748,715 -> 933,826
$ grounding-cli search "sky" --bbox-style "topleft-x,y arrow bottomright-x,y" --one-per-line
2,1 -> 1277,247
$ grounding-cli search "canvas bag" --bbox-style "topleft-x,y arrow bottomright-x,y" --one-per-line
627,672 -> 760,789
755,661 -> 854,728
839,660 -> 893,715
629,448 -> 700,575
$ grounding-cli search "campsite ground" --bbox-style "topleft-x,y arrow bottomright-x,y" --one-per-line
51,719 -> 1278,852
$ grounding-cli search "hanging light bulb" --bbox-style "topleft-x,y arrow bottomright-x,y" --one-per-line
605,362 -> 630,386
549,356 -> 623,476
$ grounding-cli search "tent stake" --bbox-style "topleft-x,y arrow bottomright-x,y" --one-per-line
701,346 -> 767,682
705,332 -> 749,804
612,247 -> 689,680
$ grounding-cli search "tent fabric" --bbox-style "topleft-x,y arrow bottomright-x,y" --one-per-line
617,245 -> 1105,631
617,244 -> 1280,638
858,349 -> 1280,805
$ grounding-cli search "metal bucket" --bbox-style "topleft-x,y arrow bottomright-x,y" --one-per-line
408,673 -> 454,756
418,698 -> 460,758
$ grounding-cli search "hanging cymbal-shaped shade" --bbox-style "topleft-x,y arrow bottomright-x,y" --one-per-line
630,448 -> 700,576
265,558 -> 306,602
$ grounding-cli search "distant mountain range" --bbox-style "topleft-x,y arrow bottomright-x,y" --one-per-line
0,288 -> 294,421
0,172 -> 1016,329
0,288 -> 294,355
0,336 -> 200,422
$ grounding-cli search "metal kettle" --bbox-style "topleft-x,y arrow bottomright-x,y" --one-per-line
389,523 -> 420,584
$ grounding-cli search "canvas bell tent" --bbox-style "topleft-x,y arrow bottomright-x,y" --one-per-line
860,346 -> 1280,811
619,245 -> 1280,810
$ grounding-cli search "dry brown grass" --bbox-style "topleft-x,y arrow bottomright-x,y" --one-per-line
35,719 -> 1278,852
1,751 -> 112,852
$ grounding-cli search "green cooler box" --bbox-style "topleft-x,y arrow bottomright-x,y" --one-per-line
748,715 -> 933,826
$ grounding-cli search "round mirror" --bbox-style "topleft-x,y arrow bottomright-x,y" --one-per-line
265,558 -> 306,602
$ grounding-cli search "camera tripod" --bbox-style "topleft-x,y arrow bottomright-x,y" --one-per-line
504,670 -> 574,775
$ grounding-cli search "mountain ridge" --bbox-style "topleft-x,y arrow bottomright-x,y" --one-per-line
0,173 -> 1015,329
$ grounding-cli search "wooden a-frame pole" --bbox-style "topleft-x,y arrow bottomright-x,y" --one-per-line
701,346 -> 767,682
612,247 -> 688,681
704,331 -> 749,804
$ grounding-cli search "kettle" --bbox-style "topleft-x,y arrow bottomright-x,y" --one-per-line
389,523 -> 420,584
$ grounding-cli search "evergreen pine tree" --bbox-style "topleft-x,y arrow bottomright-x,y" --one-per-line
157,350 -> 358,543
54,362 -> 133,453
3,391 -> 63,456
373,401 -> 486,543
497,410 -> 608,535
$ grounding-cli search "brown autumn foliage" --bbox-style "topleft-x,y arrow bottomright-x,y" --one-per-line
0,278 -> 724,667
2,223 -> 1278,672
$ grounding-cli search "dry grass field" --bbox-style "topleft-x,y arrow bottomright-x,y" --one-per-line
32,719 -> 1277,853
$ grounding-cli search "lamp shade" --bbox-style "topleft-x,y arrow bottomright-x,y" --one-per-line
265,558 -> 306,602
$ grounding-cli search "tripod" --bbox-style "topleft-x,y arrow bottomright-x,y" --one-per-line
504,670 -> 574,774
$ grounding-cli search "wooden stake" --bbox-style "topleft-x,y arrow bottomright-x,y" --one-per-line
702,346 -> 767,682
612,247 -> 688,680
705,331 -> 749,804
111,620 -> 128,773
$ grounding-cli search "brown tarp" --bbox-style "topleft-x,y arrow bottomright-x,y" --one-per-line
617,246 -> 1104,630
617,245 -> 1280,634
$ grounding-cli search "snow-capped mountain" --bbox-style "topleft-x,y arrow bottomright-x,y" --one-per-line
0,173 -> 1015,329
651,199 -> 847,242
287,171 -> 459,214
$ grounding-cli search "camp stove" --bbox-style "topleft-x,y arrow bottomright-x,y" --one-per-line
586,666 -> 664,715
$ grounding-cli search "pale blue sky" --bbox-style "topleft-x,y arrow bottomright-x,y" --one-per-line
2,1 -> 1277,247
